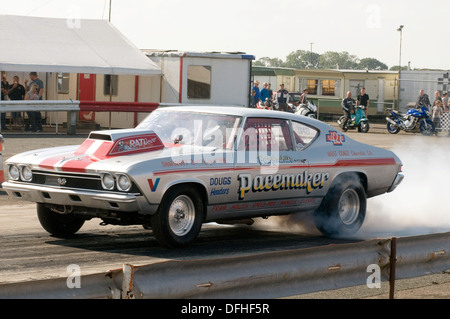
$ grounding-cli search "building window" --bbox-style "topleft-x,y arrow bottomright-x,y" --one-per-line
104,74 -> 118,96
57,73 -> 70,94
349,80 -> 365,97
307,79 -> 318,95
187,65 -> 211,99
321,80 -> 335,96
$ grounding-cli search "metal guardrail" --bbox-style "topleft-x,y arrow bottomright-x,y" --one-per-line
0,100 -> 80,134
0,100 -> 161,134
0,232 -> 449,299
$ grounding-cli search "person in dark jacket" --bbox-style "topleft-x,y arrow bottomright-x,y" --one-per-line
415,89 -> 431,108
342,91 -> 356,129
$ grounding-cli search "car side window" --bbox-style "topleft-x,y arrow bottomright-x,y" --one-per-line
239,118 -> 293,152
291,121 -> 318,150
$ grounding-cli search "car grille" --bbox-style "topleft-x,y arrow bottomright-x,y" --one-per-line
30,170 -> 141,194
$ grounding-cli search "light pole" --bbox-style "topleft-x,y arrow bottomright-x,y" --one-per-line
397,25 -> 404,110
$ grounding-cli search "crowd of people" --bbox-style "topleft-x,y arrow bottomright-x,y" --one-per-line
1,71 -> 44,133
250,80 -> 309,112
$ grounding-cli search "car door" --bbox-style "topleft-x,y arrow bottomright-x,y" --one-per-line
233,117 -> 314,213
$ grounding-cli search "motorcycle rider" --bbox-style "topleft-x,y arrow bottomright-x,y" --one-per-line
342,91 -> 356,130
415,89 -> 431,109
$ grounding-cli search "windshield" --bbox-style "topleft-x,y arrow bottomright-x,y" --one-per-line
136,109 -> 242,149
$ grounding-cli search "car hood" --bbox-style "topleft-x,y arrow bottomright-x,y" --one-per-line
7,129 -> 167,173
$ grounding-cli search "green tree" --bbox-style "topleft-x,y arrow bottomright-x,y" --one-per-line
318,51 -> 359,69
253,57 -> 284,67
357,58 -> 388,70
389,65 -> 409,71
284,50 -> 320,68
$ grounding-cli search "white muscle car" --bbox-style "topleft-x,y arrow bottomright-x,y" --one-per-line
2,106 -> 403,248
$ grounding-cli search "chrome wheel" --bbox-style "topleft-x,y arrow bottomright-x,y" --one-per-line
339,189 -> 360,226
168,195 -> 196,236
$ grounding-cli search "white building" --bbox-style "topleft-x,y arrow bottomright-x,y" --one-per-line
145,50 -> 254,107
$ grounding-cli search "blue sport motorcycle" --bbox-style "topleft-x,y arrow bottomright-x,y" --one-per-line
386,105 -> 434,135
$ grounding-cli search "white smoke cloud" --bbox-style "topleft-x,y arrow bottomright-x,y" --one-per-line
359,138 -> 450,238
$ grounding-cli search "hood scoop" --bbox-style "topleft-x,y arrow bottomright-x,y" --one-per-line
75,129 -> 165,158
39,129 -> 165,173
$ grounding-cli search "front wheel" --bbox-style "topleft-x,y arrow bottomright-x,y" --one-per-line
419,119 -> 434,136
358,121 -> 370,133
37,203 -> 85,237
313,174 -> 366,237
387,122 -> 400,134
151,185 -> 204,248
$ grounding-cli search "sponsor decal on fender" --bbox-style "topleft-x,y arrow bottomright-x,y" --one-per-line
238,171 -> 329,200
326,130 -> 345,146
148,178 -> 160,192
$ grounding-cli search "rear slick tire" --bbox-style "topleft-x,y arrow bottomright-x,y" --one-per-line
313,174 -> 366,237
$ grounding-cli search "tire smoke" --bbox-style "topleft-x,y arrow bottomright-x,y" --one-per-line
359,139 -> 450,238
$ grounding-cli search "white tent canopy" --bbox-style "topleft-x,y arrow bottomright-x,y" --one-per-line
0,15 -> 161,76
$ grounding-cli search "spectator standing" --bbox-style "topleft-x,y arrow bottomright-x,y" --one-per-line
24,72 -> 44,132
442,92 -> 449,113
276,84 -> 289,112
1,73 -> 9,131
434,90 -> 442,106
7,75 -> 25,127
299,89 -> 308,104
251,80 -> 261,108
24,84 -> 40,132
432,99 -> 443,135
415,89 -> 431,108
260,83 -> 271,106
357,87 -> 370,117
267,83 -> 273,99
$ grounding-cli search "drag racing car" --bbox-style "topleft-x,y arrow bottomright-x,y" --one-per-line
2,106 -> 404,248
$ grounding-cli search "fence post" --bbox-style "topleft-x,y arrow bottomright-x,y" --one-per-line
66,110 -> 78,135
0,135 -> 4,187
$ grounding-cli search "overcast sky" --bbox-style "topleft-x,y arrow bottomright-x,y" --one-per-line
1,0 -> 449,70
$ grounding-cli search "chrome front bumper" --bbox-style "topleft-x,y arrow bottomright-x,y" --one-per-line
2,181 -> 156,214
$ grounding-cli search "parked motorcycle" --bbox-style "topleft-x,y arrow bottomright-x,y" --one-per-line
258,98 -> 273,110
295,101 -> 317,118
338,105 -> 370,133
386,105 -> 434,135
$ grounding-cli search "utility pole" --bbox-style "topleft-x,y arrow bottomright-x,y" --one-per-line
109,0 -> 112,22
309,43 -> 314,68
397,25 -> 404,111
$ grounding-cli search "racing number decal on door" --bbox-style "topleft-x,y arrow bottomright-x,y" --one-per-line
148,178 -> 160,192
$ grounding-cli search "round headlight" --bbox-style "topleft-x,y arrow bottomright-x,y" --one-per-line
8,164 -> 20,181
20,165 -> 33,182
101,172 -> 115,190
116,174 -> 131,192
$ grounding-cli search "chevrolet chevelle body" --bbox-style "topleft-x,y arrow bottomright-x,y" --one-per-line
3,107 -> 403,247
